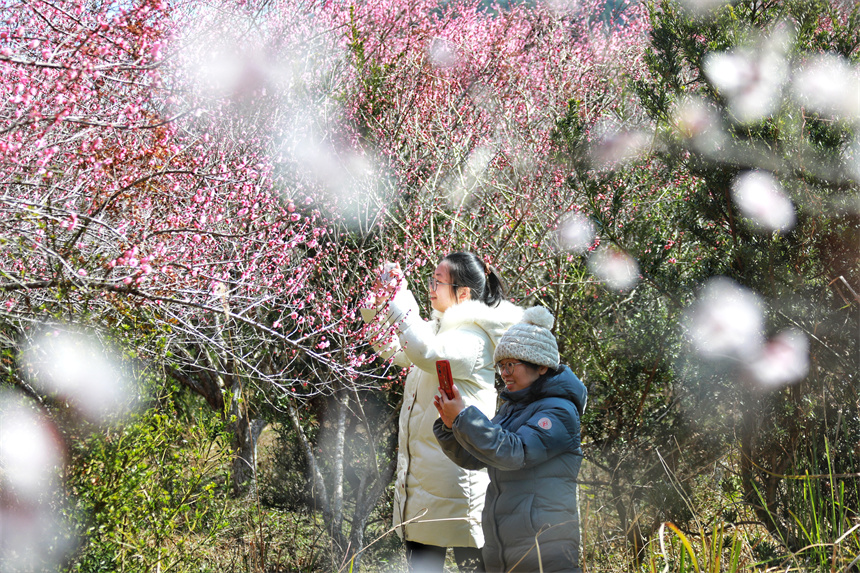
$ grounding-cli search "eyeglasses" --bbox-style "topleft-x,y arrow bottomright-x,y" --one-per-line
495,361 -> 524,375
427,277 -> 461,292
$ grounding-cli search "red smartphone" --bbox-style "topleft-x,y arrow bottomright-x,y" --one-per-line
436,360 -> 455,399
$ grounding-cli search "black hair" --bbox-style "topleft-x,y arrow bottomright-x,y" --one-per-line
442,251 -> 507,308
521,362 -> 563,400
519,361 -> 562,378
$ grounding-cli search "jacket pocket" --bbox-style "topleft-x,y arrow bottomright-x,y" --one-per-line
523,493 -> 538,536
497,491 -> 538,544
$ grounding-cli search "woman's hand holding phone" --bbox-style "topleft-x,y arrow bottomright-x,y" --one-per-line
434,385 -> 465,428
370,261 -> 402,306
378,261 -> 399,285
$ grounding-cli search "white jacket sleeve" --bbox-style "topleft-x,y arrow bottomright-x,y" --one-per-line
359,291 -> 416,368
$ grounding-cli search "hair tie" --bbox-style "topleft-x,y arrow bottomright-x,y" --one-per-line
483,260 -> 490,276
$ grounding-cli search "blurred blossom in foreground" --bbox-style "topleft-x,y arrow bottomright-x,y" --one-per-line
678,0 -> 731,16
587,246 -> 639,291
683,277 -> 764,361
294,136 -> 377,197
428,37 -> 459,69
444,145 -> 495,208
731,170 -> 796,233
0,393 -> 64,502
178,9 -> 297,100
543,0 -> 581,15
672,95 -> 727,155
557,212 -> 596,253
0,391 -> 70,570
21,328 -> 136,424
183,27 -> 274,99
846,137 -> 860,182
278,114 -> 391,230
703,29 -> 790,123
792,54 -> 860,122
744,328 -> 810,388
590,128 -> 652,169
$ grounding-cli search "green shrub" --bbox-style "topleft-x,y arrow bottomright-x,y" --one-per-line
63,405 -> 231,573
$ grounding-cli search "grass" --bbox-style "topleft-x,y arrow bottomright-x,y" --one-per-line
58,410 -> 859,572
575,438 -> 860,573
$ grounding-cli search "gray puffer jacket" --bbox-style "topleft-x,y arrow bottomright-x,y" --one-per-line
434,366 -> 587,572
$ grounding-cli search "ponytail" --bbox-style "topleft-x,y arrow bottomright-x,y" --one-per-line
484,264 -> 506,307
442,251 -> 508,308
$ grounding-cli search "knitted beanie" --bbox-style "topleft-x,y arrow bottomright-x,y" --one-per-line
494,306 -> 560,370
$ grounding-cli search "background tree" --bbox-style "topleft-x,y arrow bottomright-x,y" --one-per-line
3,0 -> 857,570
549,0 -> 859,563
0,1 -> 401,567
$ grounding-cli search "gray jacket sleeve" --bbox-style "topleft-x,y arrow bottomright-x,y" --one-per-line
450,403 -> 578,471
432,418 -> 487,471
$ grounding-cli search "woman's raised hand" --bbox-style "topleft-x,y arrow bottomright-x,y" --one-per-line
371,261 -> 402,305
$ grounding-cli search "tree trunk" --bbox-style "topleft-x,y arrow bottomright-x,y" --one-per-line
346,454 -> 397,572
286,390 -> 397,570
331,389 -> 348,543
230,379 -> 267,496
169,366 -> 224,412
612,478 -> 646,565
740,394 -> 803,551
285,396 -> 340,548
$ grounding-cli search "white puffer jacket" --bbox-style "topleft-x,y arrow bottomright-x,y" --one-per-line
362,288 -> 522,548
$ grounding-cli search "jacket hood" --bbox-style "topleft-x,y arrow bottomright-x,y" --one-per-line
503,365 -> 587,416
434,299 -> 524,349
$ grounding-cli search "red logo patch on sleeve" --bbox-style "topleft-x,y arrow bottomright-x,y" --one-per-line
537,417 -> 552,430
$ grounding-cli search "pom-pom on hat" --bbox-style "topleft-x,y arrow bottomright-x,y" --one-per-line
494,306 -> 560,370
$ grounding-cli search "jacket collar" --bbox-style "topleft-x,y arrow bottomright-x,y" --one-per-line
501,366 -> 588,415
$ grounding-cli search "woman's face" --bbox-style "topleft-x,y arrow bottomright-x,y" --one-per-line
429,261 -> 463,313
497,360 -> 548,393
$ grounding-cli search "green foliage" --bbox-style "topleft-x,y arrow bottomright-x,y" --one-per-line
63,403 -> 231,573
636,439 -> 859,572
551,100 -> 728,556
551,0 -> 860,563
631,0 -> 859,549
762,432 -> 860,568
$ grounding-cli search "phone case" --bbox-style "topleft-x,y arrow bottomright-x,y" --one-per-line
436,360 -> 455,399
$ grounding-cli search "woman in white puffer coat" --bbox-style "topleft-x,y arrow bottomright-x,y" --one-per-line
361,252 -> 523,572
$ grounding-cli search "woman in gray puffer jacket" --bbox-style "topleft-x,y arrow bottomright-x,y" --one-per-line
433,306 -> 587,572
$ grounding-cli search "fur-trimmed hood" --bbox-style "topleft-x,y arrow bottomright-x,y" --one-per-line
434,299 -> 524,350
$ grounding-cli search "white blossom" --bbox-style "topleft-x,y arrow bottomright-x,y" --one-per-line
588,246 -> 639,291
731,170 -> 796,233
745,328 -> 810,388
683,277 -> 764,361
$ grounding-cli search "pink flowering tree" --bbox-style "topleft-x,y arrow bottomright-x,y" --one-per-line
0,0 -> 406,567
0,0 -> 416,567
337,0 -> 648,289
1,0 -> 655,568
0,0 -> 389,502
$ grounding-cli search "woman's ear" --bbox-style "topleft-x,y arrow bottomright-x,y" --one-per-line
538,365 -> 549,375
457,286 -> 471,303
